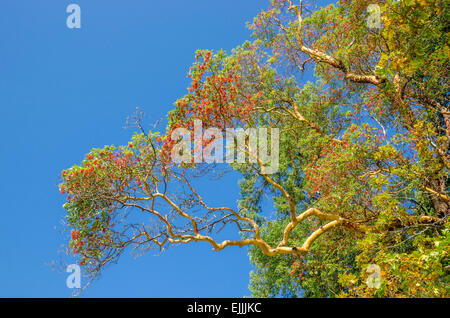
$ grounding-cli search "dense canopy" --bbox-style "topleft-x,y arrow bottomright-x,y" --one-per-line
60,0 -> 449,297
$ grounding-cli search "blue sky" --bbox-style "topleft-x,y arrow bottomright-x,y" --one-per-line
0,0 -> 332,297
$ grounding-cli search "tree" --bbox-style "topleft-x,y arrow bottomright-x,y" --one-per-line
59,0 -> 449,297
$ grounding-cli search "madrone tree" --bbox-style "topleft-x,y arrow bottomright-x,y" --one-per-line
59,0 -> 449,297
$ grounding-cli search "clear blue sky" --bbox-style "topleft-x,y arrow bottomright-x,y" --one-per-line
0,0 -> 332,297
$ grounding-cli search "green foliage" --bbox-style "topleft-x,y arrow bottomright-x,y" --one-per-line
59,0 -> 449,297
